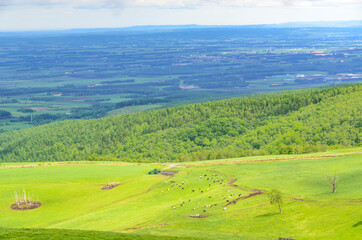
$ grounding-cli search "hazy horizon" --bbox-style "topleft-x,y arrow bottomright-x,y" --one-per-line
0,0 -> 361,31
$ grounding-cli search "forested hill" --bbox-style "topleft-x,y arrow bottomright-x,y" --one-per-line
0,84 -> 360,163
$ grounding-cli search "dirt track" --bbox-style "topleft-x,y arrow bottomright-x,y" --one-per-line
162,164 -> 177,171
209,170 -> 307,205
0,162 -> 131,169
186,151 -> 361,166
208,170 -> 266,207
1,151 -> 359,170
225,191 -> 265,207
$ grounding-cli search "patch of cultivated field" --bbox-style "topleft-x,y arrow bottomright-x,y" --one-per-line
0,149 -> 361,239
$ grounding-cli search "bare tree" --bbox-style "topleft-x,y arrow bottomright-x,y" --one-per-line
268,189 -> 283,214
325,173 -> 338,193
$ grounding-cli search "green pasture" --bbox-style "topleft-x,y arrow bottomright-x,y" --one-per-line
0,150 -> 360,239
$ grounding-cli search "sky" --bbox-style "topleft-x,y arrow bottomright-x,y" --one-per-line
0,0 -> 361,31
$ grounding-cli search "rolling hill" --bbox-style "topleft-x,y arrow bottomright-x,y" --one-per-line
0,84 -> 360,163
0,149 -> 361,239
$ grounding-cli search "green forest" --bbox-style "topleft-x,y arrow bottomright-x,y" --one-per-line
0,84 -> 360,163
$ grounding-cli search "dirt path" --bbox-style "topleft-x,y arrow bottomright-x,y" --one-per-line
2,151 -> 359,170
225,191 -> 265,207
208,170 -> 265,207
126,222 -> 169,232
0,162 -> 132,169
209,170 -> 307,205
186,151 -> 361,167
162,164 -> 177,171
1,162 -> 179,170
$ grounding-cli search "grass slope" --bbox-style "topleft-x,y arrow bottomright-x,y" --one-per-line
0,228 -> 196,240
0,149 -> 361,239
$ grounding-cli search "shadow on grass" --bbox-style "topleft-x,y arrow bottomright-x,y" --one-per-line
255,212 -> 279,218
352,221 -> 362,227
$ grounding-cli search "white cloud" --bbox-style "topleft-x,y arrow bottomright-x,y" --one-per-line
1,0 -> 361,9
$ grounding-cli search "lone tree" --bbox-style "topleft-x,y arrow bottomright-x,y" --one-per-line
325,173 -> 338,193
268,189 -> 283,214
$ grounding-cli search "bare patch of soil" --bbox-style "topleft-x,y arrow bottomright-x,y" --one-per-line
126,223 -> 169,232
187,215 -> 209,219
162,164 -> 177,170
158,164 -> 179,176
127,227 -> 142,232
101,184 -> 120,190
0,162 -> 130,170
225,191 -> 265,207
159,171 -> 179,177
188,152 -> 362,166
208,170 -> 265,207
291,198 -> 304,201
228,177 -> 250,191
11,201 -> 41,211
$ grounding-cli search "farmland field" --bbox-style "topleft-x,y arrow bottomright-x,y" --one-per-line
0,148 -> 361,239
1,26 -> 361,131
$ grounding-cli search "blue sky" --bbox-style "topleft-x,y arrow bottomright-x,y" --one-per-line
0,0 -> 361,31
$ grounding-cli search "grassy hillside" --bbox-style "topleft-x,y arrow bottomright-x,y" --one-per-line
0,149 -> 360,239
0,84 -> 360,163
0,228 -> 196,240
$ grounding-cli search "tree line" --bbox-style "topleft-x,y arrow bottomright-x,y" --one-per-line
0,84 -> 360,163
